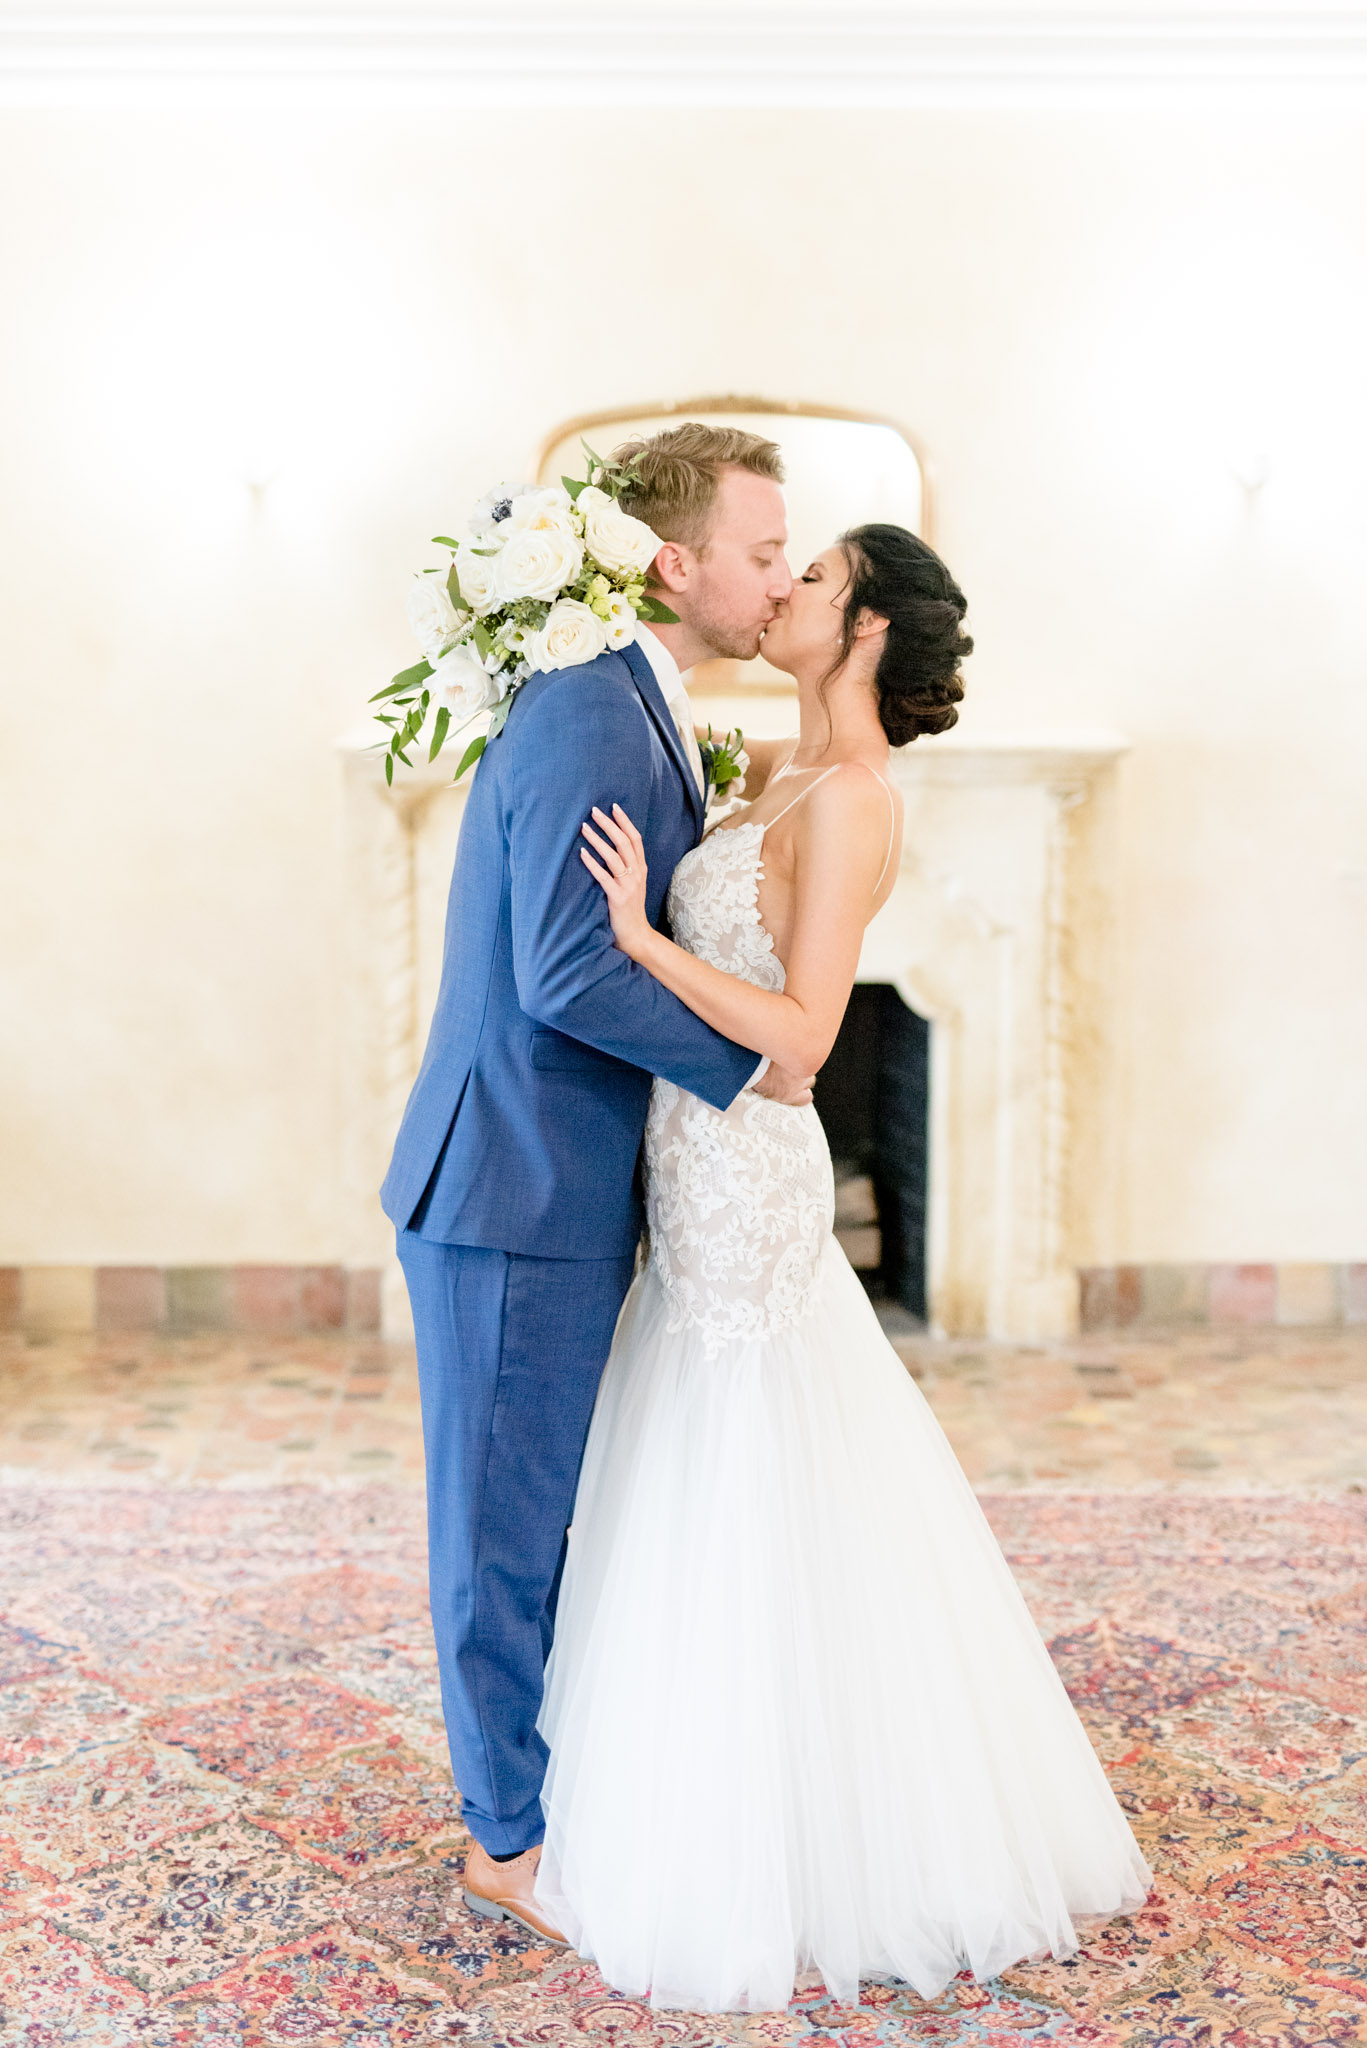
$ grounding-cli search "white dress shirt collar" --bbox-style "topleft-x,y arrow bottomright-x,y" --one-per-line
633,625 -> 704,798
633,623 -> 687,711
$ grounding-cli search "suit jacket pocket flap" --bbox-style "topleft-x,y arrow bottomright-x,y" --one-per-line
528,1028 -> 628,1074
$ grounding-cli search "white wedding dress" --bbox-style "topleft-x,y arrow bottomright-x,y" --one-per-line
533,796 -> 1153,2014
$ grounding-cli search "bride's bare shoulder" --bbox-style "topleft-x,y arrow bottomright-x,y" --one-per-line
804,758 -> 900,824
795,760 -> 901,877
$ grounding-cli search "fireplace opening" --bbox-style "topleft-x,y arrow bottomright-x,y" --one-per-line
813,984 -> 930,1321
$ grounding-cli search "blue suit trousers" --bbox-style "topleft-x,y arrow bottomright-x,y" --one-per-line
397,1230 -> 636,1855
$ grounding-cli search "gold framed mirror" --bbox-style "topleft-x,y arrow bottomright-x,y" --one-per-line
536,396 -> 930,700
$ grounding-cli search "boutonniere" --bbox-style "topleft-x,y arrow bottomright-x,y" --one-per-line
699,726 -> 748,809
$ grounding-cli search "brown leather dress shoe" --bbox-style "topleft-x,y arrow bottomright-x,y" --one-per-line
461,1840 -> 568,1945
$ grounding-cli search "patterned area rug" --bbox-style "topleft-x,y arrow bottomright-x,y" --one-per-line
0,1487 -> 1364,2048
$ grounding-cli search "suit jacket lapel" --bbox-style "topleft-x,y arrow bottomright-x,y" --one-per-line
620,636 -> 705,835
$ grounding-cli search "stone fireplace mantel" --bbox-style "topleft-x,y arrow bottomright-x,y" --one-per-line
854,729 -> 1128,1340
337,722 -> 1128,1341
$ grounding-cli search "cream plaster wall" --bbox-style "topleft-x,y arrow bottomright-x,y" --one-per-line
1,106 -> 1364,1265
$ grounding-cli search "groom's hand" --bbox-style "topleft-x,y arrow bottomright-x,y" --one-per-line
753,1061 -> 817,1108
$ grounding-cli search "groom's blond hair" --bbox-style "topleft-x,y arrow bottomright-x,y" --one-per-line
612,422 -> 784,554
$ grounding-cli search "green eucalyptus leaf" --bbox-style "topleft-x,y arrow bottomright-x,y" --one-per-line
371,658 -> 433,704
384,753 -> 394,786
431,534 -> 459,548
455,734 -> 487,780
473,621 -> 495,663
487,695 -> 512,740
634,595 -> 681,626
429,704 -> 451,761
446,563 -> 462,607
395,747 -> 413,767
562,475 -> 588,501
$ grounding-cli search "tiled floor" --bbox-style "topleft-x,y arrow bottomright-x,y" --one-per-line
0,1335 -> 423,1490
2,1320 -> 1364,1493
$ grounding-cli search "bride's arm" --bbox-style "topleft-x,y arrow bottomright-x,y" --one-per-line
580,770 -> 892,1077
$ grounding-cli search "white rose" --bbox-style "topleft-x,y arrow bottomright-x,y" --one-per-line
429,642 -> 507,722
497,523 -> 583,603
578,484 -> 660,576
452,543 -> 502,616
531,598 -> 609,672
406,573 -> 464,661
602,590 -> 637,651
505,485 -> 578,540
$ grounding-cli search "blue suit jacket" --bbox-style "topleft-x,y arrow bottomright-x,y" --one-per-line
380,636 -> 758,1260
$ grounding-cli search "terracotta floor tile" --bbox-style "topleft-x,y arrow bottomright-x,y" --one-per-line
3,1323 -> 1365,1496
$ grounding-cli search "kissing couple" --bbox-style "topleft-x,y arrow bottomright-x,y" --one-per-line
382,422 -> 1151,2013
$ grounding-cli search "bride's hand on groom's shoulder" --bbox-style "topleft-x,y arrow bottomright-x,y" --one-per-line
581,804 -> 653,962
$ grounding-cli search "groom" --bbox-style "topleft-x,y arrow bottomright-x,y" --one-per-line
382,422 -> 805,1939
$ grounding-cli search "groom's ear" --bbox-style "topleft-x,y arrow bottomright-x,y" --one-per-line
651,541 -> 692,595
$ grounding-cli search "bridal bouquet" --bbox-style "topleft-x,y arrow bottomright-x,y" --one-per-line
372,446 -> 678,785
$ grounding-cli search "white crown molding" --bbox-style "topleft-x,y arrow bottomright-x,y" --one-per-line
3,8 -> 1367,108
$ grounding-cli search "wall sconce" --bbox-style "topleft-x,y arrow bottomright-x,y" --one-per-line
243,466 -> 278,509
1228,446 -> 1270,500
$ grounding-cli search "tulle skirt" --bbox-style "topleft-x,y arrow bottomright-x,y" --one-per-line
534,1239 -> 1153,2013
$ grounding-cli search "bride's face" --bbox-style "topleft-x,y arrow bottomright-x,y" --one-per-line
759,545 -> 851,677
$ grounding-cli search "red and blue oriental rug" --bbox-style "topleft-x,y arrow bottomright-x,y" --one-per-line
1,1487 -> 1364,2046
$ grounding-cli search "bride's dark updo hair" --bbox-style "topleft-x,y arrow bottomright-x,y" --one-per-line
832,524 -> 971,745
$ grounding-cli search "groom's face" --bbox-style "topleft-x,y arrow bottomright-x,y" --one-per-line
683,470 -> 792,662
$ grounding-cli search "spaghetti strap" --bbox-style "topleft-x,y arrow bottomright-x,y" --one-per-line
760,761 -> 898,897
758,765 -> 841,836
870,770 -> 898,894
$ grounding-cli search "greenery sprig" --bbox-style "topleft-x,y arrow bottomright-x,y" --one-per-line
699,726 -> 747,801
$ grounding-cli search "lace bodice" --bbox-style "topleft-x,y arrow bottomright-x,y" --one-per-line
643,819 -> 834,1352
664,821 -> 786,994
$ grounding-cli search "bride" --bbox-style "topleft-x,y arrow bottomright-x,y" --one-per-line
534,523 -> 1152,2013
